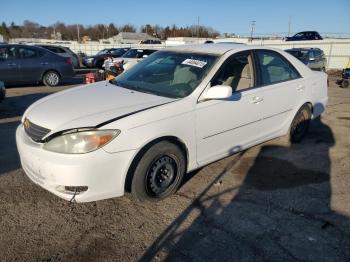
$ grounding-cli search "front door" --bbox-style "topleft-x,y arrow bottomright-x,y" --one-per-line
195,51 -> 265,165
0,46 -> 20,84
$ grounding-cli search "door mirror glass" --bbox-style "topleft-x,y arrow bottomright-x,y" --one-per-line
203,85 -> 232,100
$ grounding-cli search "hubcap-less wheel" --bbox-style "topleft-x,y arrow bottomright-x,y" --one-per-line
290,106 -> 311,143
44,72 -> 60,86
146,155 -> 178,197
131,141 -> 186,201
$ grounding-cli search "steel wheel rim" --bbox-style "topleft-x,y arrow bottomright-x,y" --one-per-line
146,155 -> 178,197
292,110 -> 308,139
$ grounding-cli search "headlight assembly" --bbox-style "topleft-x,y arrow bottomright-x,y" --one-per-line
43,129 -> 120,154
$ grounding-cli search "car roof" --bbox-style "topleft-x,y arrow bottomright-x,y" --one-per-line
286,47 -> 321,51
165,43 -> 251,55
129,47 -> 160,51
1,43 -> 45,49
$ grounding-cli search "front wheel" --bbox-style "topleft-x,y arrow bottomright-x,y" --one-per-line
43,71 -> 60,87
289,104 -> 312,143
131,141 -> 186,201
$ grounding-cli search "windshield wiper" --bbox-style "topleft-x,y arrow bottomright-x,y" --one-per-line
110,80 -> 156,96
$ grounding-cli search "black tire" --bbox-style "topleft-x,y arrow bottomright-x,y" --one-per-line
341,79 -> 349,88
131,141 -> 186,201
42,71 -> 60,87
289,104 -> 312,143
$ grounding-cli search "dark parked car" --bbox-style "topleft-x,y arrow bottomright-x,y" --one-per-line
286,48 -> 326,71
285,31 -> 323,41
0,80 -> 5,103
37,45 -> 80,68
140,39 -> 162,44
82,48 -> 130,69
0,44 -> 74,87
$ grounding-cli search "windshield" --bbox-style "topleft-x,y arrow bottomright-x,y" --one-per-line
112,51 -> 218,98
123,49 -> 147,58
286,50 -> 309,60
96,49 -> 107,55
111,48 -> 129,56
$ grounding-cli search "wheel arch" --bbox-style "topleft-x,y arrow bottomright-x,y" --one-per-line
124,135 -> 189,193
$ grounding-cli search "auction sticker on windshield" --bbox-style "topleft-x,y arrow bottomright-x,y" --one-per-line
182,59 -> 207,68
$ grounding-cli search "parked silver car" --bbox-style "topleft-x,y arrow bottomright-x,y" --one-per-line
37,45 -> 80,68
286,48 -> 326,71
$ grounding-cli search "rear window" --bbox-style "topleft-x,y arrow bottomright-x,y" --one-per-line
286,50 -> 309,60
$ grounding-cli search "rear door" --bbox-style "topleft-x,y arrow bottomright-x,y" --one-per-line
17,46 -> 46,82
254,49 -> 304,137
0,46 -> 20,84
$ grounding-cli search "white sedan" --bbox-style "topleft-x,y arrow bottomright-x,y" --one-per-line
16,44 -> 328,202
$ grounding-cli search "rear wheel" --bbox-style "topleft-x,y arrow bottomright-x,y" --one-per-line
43,71 -> 60,87
289,104 -> 312,143
341,79 -> 349,88
131,141 -> 186,201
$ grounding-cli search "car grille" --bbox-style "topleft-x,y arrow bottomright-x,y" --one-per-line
24,118 -> 51,142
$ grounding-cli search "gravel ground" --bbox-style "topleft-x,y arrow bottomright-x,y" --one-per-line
0,74 -> 349,261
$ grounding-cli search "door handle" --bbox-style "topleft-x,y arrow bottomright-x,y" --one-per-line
40,62 -> 48,65
296,84 -> 305,91
250,96 -> 263,104
7,63 -> 16,66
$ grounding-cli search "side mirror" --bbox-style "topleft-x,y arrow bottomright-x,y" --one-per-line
202,85 -> 232,100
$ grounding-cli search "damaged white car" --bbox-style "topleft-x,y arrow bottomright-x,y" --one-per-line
16,44 -> 328,202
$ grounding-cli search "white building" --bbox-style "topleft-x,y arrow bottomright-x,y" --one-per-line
108,32 -> 160,44
165,37 -> 214,46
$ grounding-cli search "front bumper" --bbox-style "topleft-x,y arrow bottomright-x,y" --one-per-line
16,125 -> 136,202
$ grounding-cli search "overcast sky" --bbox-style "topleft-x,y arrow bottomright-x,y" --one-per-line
0,0 -> 348,36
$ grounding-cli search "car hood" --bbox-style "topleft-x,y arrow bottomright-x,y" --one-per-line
24,81 -> 175,134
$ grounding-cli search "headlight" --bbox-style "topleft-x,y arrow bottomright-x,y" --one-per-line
43,130 -> 120,154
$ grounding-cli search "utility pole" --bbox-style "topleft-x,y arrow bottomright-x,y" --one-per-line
105,24 -> 109,39
250,20 -> 256,42
76,24 -> 80,42
288,16 -> 292,36
197,16 -> 200,41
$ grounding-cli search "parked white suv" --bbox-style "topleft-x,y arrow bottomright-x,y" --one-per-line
16,44 -> 328,202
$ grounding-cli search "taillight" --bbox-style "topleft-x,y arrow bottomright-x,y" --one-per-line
65,58 -> 72,65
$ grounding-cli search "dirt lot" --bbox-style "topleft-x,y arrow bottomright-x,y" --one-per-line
0,74 -> 349,261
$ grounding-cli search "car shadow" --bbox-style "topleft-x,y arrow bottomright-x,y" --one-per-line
140,117 -> 350,261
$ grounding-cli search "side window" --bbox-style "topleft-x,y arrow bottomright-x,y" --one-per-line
212,51 -> 255,92
0,47 -> 16,61
18,47 -> 38,59
256,50 -> 300,85
309,51 -> 315,60
144,50 -> 155,56
57,47 -> 66,53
